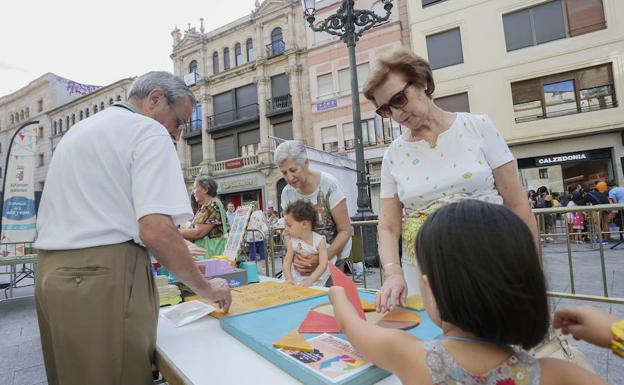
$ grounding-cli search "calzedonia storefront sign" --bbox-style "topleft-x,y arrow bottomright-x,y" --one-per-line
536,152 -> 588,165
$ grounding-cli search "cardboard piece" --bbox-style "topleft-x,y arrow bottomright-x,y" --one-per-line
273,331 -> 314,352
405,294 -> 425,311
205,281 -> 325,319
298,310 -> 341,334
380,309 -> 421,323
329,264 -> 365,320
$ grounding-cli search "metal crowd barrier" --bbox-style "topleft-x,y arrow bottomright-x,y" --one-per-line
0,242 -> 37,299
263,204 -> 624,305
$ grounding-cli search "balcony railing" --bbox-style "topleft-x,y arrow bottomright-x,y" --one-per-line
208,154 -> 260,173
266,94 -> 292,116
207,103 -> 259,132
182,119 -> 203,139
183,165 -> 203,179
266,40 -> 285,59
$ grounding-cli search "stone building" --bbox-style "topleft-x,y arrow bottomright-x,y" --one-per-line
171,0 -> 312,210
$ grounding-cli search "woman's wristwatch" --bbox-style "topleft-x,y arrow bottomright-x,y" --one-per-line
612,320 -> 624,358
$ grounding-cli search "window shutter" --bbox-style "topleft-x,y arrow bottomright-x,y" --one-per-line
511,79 -> 542,104
566,0 -> 606,37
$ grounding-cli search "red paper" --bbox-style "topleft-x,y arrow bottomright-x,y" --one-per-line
329,264 -> 366,320
298,310 -> 341,333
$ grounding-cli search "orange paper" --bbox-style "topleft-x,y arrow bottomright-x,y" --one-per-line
298,310 -> 341,333
380,309 -> 421,323
360,299 -> 375,312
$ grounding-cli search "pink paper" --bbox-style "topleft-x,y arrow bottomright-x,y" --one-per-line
329,264 -> 365,320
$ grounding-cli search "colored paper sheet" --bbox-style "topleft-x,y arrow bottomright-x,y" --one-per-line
380,309 -> 421,323
405,294 -> 424,311
360,299 -> 375,312
273,331 -> 314,352
329,264 -> 365,320
298,310 -> 341,334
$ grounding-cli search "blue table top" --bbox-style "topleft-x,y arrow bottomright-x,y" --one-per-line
221,290 -> 442,385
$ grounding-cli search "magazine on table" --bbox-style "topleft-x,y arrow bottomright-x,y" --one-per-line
277,333 -> 373,383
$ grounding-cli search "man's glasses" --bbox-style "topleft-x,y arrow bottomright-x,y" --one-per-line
168,101 -> 189,132
375,82 -> 412,118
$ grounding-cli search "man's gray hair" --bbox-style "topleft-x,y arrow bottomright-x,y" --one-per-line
274,140 -> 308,166
128,71 -> 196,106
195,174 -> 218,197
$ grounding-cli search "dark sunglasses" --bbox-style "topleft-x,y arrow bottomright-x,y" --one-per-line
375,82 -> 413,118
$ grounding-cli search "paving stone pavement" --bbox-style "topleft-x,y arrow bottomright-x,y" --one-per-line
1,240 -> 623,384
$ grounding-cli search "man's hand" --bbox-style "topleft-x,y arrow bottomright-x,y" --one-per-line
195,278 -> 232,312
292,252 -> 319,275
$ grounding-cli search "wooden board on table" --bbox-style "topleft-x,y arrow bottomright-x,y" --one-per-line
203,281 -> 326,319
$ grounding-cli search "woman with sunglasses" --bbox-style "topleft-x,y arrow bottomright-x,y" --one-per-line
363,47 -> 538,313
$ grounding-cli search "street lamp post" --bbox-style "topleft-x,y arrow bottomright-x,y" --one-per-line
302,0 -> 393,220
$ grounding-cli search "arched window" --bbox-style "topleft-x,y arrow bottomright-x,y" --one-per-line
246,38 -> 254,62
85,108 -> 90,118
100,102 -> 105,110
212,52 -> 219,74
116,95 -> 121,101
10,115 -> 14,124
72,114 -> 75,125
223,47 -> 230,70
80,111 -> 84,120
25,107 -> 29,118
189,60 -> 198,74
94,105 -> 98,113
53,121 -> 57,135
234,43 -> 242,66
59,119 -> 63,131
66,116 -> 70,128
109,98 -> 114,105
20,110 -> 24,120
271,27 -> 284,56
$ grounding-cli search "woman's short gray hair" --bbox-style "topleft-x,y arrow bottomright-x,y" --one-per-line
128,71 -> 197,106
274,140 -> 307,166
195,175 -> 218,197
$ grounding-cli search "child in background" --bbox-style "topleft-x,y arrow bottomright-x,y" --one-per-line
283,200 -> 330,287
329,200 -> 606,385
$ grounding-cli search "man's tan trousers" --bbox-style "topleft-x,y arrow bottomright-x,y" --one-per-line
35,242 -> 158,385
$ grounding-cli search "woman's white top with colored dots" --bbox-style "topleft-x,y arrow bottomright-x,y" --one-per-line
380,113 -> 514,215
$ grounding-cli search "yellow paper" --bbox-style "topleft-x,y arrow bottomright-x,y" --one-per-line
273,331 -> 313,352
360,299 -> 376,312
405,294 -> 424,311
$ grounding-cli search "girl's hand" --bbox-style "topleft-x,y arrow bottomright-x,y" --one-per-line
554,306 -> 617,348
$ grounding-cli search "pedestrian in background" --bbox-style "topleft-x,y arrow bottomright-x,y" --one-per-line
34,72 -> 231,385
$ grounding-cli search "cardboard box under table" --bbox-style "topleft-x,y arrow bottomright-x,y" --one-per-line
219,290 -> 442,385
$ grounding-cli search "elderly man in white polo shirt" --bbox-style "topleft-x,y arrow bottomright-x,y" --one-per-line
34,72 -> 231,385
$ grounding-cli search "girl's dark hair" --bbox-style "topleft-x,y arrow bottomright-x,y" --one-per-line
285,200 -> 317,228
415,200 -> 549,349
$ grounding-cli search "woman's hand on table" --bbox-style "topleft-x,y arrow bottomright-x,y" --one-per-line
197,278 -> 232,312
293,252 -> 319,275
375,273 -> 408,313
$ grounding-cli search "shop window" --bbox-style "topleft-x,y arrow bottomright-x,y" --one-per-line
511,63 -> 616,123
317,73 -> 333,97
426,27 -> 463,70
434,92 -> 470,112
321,126 -> 338,152
503,0 -> 605,52
539,168 -> 549,179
